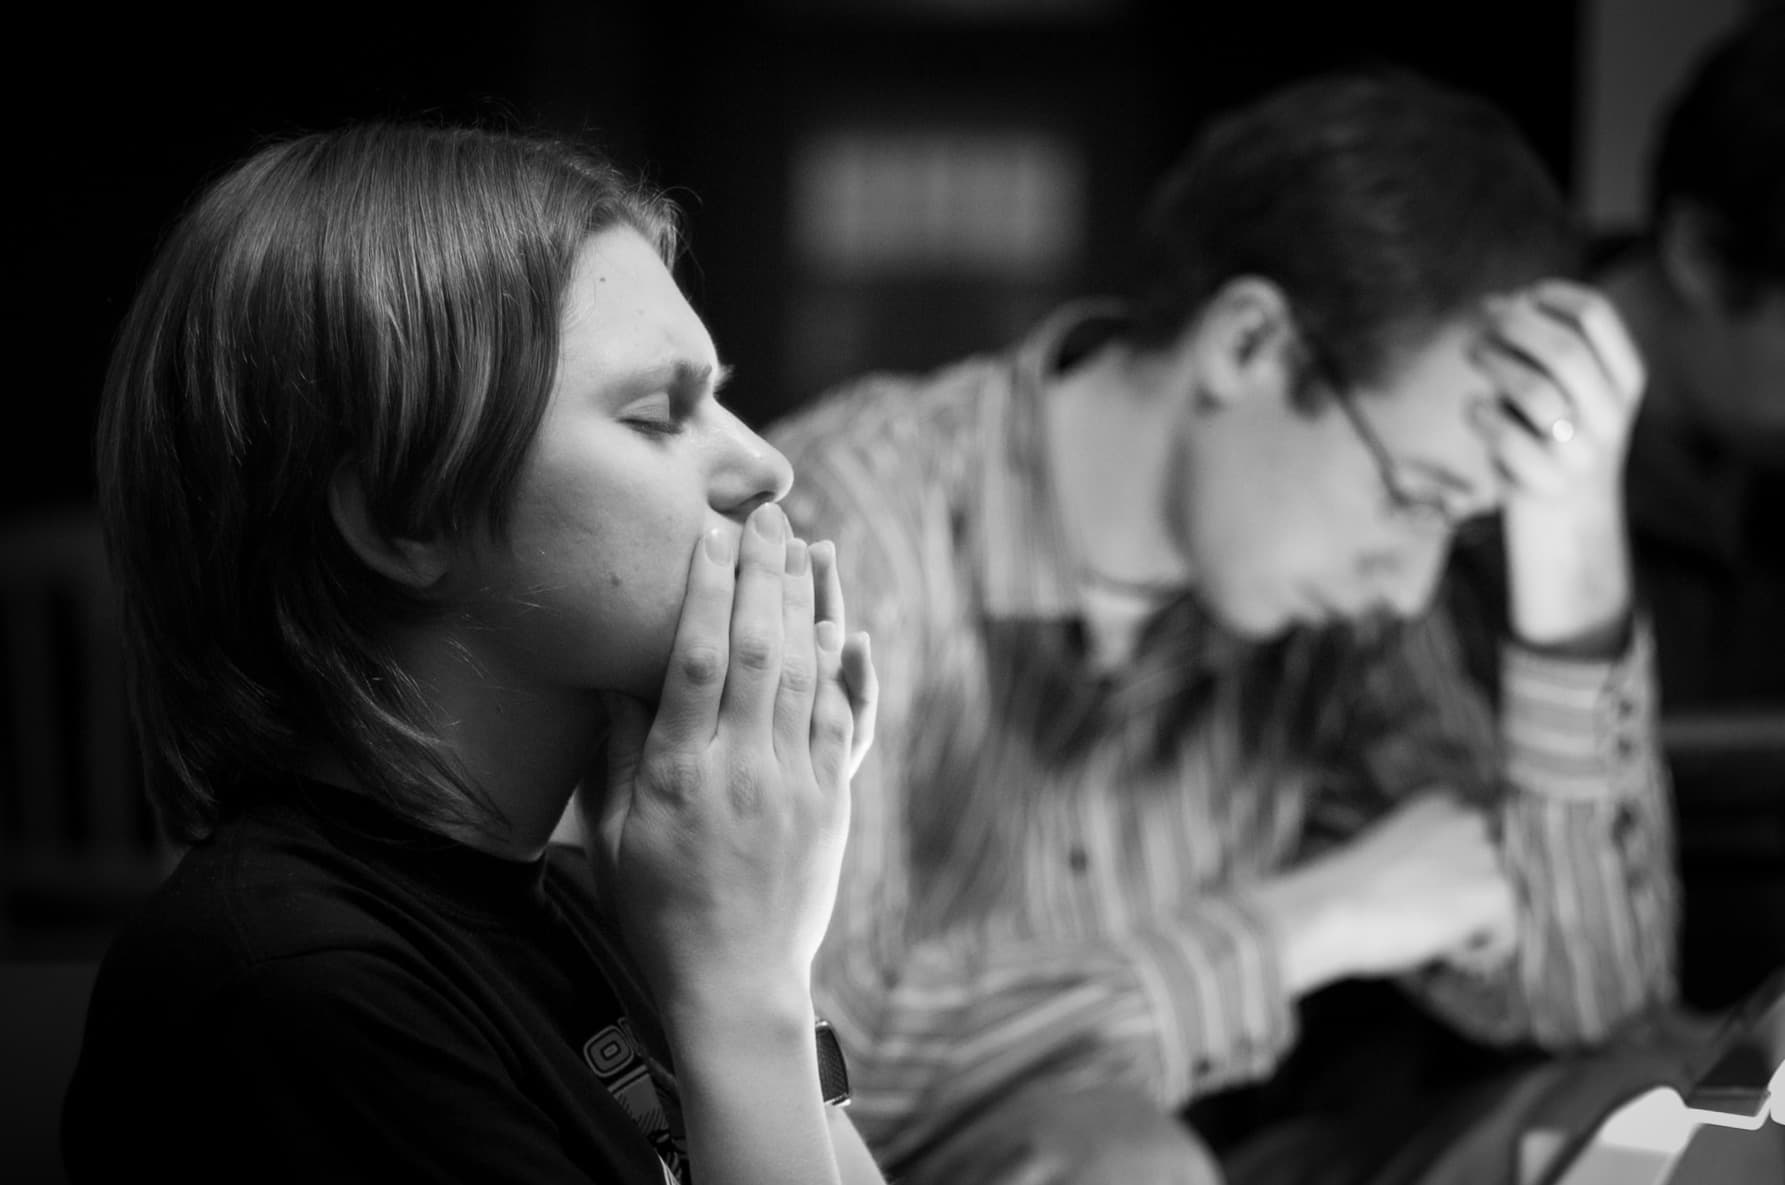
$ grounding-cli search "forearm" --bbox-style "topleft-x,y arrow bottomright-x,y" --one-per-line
1430,629 -> 1679,1046
823,895 -> 1299,1165
1405,790 -> 1678,1048
828,1108 -> 889,1185
668,999 -> 850,1185
1243,869 -> 1360,997
1514,785 -> 1676,1040
1487,280 -> 1646,657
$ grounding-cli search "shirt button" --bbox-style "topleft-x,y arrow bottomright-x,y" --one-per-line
1068,846 -> 1089,873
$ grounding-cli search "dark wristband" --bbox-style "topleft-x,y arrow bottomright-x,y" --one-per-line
815,1018 -> 851,1106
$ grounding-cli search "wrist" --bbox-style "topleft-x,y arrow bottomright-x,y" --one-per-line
1503,493 -> 1632,648
1246,874 -> 1346,996
663,994 -> 814,1087
662,1004 -> 844,1181
659,975 -> 816,1049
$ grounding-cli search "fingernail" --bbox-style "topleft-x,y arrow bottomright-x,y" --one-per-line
751,503 -> 786,541
703,528 -> 734,565
816,620 -> 842,652
786,538 -> 809,575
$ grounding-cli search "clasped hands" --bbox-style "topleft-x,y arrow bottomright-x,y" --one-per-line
581,502 -> 877,1020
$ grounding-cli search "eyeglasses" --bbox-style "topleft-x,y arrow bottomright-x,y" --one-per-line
1331,388 -> 1461,535
1297,328 -> 1468,537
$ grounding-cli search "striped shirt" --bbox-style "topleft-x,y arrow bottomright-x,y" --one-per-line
768,304 -> 1678,1174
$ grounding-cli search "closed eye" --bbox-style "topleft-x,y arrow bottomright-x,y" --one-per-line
620,393 -> 683,437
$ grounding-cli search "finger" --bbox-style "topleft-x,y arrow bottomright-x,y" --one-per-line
841,632 -> 878,778
1448,929 -> 1516,977
1387,786 -> 1462,826
720,502 -> 790,739
809,619 -> 855,792
968,1137 -> 1068,1185
1385,789 -> 1485,849
1452,880 -> 1520,973
1448,807 -> 1504,870
811,539 -> 846,634
990,1154 -> 1068,1185
810,538 -> 875,772
1525,278 -> 1647,404
1485,411 -> 1573,499
652,527 -> 737,748
1473,332 -> 1588,448
1483,295 -> 1622,443
774,538 -> 819,759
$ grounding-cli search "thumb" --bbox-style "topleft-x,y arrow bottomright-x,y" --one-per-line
841,631 -> 878,779
587,693 -> 650,887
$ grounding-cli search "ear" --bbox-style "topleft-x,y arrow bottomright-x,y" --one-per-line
327,465 -> 452,590
1656,202 -> 1728,314
1186,276 -> 1301,411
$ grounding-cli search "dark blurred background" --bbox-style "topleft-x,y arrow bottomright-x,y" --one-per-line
4,0 -> 1780,1125
7,0 -> 1601,519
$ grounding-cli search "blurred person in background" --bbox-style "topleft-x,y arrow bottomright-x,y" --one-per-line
61,120 -> 882,1185
769,67 -> 1704,1185
1593,5 -> 1785,711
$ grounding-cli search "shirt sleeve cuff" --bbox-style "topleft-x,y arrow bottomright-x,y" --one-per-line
1122,896 -> 1300,1102
1501,620 -> 1658,801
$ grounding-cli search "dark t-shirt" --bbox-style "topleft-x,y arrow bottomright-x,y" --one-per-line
61,776 -> 680,1184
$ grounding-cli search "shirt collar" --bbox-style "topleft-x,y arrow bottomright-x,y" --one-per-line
979,300 -> 1131,620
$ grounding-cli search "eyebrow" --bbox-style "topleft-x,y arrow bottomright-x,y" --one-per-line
1379,379 -> 1501,501
1337,383 -> 1483,500
606,360 -> 733,404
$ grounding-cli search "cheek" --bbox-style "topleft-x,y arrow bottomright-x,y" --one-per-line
1181,422 -> 1392,633
1198,461 -> 1355,571
483,476 -> 709,696
1179,475 -> 1301,634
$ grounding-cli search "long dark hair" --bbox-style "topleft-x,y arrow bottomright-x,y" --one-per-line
98,121 -> 678,843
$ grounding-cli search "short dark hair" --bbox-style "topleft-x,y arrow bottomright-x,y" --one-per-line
1128,67 -> 1579,399
98,121 -> 679,844
1650,7 -> 1785,309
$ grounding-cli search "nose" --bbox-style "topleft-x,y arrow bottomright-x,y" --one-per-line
708,404 -> 795,518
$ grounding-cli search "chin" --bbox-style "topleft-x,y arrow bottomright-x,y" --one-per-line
1202,590 -> 1295,641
